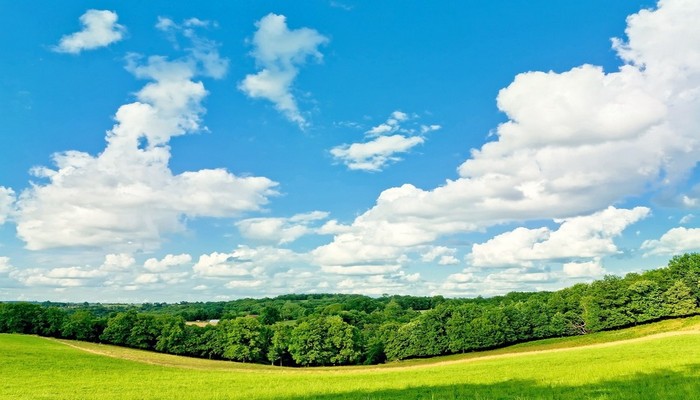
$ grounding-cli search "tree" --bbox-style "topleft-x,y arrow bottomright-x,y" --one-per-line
0,303 -> 42,334
663,280 -> 699,316
259,306 -> 282,325
36,307 -> 67,337
127,314 -> 163,350
61,310 -> 102,341
326,315 -> 362,365
627,280 -> 664,323
288,315 -> 361,366
267,322 -> 294,366
155,316 -> 190,355
101,310 -> 138,345
220,317 -> 269,363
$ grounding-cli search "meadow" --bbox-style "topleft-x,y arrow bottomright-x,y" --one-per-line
2,317 -> 700,399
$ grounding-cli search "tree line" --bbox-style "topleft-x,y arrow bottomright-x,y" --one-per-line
1,253 -> 699,366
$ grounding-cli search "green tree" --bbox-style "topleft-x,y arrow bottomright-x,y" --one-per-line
259,306 -> 282,325
627,280 -> 664,323
267,322 -> 294,366
127,314 -> 163,350
326,315 -> 362,365
220,317 -> 269,363
35,307 -> 67,337
0,303 -> 42,334
101,310 -> 138,345
61,310 -> 102,341
663,280 -> 699,316
288,315 -> 361,366
155,316 -> 190,354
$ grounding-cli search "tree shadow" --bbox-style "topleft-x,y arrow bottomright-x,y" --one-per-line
282,364 -> 700,399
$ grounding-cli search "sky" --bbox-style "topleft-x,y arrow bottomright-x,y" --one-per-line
1,0 -> 700,303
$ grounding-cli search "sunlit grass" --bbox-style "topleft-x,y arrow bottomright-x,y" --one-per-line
2,316 -> 700,399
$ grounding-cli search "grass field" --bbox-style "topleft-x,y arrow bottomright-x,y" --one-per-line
2,317 -> 700,399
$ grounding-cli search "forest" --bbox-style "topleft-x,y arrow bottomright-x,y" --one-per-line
1,253 -> 699,367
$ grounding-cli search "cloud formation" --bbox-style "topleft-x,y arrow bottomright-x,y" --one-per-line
469,207 -> 649,268
0,187 -> 15,225
16,26 -> 277,251
315,0 -> 700,276
236,211 -> 329,244
54,10 -> 126,54
330,111 -> 440,171
641,227 -> 700,256
239,13 -> 328,128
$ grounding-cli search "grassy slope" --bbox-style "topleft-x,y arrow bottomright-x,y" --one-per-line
2,317 -> 700,400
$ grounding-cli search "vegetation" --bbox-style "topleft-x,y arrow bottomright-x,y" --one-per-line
1,316 -> 700,399
1,253 -> 699,367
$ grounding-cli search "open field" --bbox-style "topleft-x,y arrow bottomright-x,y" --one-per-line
2,317 -> 700,399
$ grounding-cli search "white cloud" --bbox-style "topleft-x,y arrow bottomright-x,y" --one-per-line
236,211 -> 329,244
680,214 -> 695,224
225,279 -> 263,289
133,271 -> 189,285
13,266 -> 107,288
331,111 -> 440,172
101,253 -> 136,272
365,111 -> 409,136
641,227 -> 700,255
321,264 -> 401,276
317,220 -> 352,235
193,251 -> 253,277
315,0 -> 700,271
421,246 -> 459,265
0,187 -> 15,225
331,135 -> 425,172
193,246 -> 301,278
438,255 -> 460,265
144,253 -> 192,272
0,257 -> 13,273
563,259 -> 606,278
17,31 -> 277,252
54,10 -> 126,54
153,17 -> 228,79
334,271 -> 424,296
470,207 -> 650,268
239,13 -> 328,128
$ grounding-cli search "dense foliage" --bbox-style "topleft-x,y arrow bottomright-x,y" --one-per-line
1,254 -> 699,366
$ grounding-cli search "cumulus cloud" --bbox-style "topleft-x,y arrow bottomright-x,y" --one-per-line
0,257 -> 13,273
334,271 -> 423,295
321,264 -> 401,276
236,211 -> 329,244
239,13 -> 328,128
563,259 -> 606,278
315,0 -> 700,274
0,187 -> 15,225
193,246 -> 300,278
54,10 -> 126,54
13,265 -> 108,288
16,27 -> 277,252
641,227 -> 700,255
421,246 -> 459,265
101,253 -> 136,271
331,135 -> 425,172
330,111 -> 440,171
144,253 -> 192,272
470,207 -> 650,268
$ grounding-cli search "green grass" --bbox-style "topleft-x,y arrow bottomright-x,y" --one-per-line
2,317 -> 700,399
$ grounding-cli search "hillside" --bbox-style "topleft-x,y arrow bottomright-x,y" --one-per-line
2,317 -> 700,399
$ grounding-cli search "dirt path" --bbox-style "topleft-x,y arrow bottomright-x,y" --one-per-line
46,328 -> 700,374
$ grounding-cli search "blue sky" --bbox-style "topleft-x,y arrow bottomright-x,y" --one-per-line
1,0 -> 700,302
